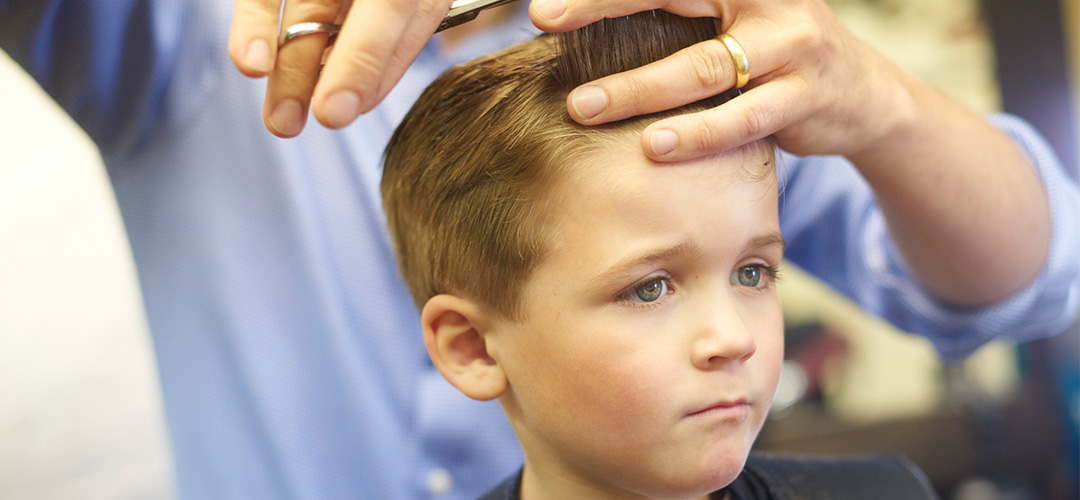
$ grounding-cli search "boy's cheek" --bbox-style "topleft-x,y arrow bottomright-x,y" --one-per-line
754,337 -> 787,418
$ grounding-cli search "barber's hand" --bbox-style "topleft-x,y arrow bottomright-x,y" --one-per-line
229,0 -> 451,137
531,0 -> 912,162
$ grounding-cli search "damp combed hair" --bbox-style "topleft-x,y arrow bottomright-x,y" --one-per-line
382,12 -> 747,319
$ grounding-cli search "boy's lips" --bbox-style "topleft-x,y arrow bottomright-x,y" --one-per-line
685,398 -> 750,420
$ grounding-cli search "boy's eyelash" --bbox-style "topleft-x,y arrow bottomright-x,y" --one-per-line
745,263 -> 782,293
759,263 -> 782,282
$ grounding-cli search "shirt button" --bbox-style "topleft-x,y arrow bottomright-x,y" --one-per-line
426,468 -> 453,497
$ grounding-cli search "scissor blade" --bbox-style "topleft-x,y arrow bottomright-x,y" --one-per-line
437,0 -> 521,32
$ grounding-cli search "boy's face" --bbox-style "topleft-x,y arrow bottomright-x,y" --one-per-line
491,142 -> 784,499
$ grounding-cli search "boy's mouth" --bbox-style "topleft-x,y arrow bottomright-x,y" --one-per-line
685,399 -> 750,421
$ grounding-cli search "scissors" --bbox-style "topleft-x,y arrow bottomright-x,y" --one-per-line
279,0 -> 521,47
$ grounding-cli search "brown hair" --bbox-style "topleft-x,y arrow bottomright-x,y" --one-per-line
382,12 -> 743,319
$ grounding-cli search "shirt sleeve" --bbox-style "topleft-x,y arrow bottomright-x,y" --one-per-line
778,113 -> 1079,359
0,0 -> 220,158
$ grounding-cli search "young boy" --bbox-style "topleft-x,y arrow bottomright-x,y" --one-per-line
382,12 -> 937,500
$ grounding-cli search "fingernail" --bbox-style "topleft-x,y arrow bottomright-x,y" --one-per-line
325,91 -> 361,128
570,86 -> 608,120
246,39 -> 272,73
270,98 -> 304,137
533,0 -> 565,19
650,129 -> 679,156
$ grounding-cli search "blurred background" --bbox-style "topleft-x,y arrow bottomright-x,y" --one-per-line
0,0 -> 1077,499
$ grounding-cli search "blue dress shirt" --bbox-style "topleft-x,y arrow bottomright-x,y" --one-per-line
1,1 -> 1076,499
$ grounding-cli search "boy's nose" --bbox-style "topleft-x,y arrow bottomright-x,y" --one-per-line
689,297 -> 757,371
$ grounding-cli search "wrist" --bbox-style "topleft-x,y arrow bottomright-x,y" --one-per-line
844,56 -> 924,178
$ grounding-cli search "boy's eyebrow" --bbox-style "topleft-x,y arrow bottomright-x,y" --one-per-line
588,241 -> 700,289
747,232 -> 786,254
588,231 -> 786,288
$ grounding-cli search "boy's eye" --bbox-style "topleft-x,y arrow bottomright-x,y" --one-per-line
623,276 -> 670,303
732,265 -> 764,288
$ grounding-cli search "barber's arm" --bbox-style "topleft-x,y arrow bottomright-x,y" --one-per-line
775,116 -> 1078,356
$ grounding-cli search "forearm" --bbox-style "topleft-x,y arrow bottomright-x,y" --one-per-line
848,61 -> 1052,307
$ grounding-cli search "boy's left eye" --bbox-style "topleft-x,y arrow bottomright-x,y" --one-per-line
730,264 -> 778,288
733,266 -> 763,287
620,276 -> 671,303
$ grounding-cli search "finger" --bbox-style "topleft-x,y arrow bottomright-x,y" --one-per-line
640,78 -> 806,162
365,25 -> 442,113
262,0 -> 344,137
531,0 -> 734,32
311,0 -> 446,128
566,29 -> 775,126
229,0 -> 283,76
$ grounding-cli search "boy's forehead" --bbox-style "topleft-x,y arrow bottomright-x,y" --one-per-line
561,138 -> 777,191
539,138 -> 780,244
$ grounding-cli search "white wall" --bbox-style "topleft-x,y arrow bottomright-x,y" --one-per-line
0,51 -> 173,500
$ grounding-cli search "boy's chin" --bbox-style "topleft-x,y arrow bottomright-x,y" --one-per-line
619,458 -> 746,500
693,453 -> 751,496
679,465 -> 744,498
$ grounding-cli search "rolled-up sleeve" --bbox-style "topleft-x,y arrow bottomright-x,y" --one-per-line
779,113 -> 1079,359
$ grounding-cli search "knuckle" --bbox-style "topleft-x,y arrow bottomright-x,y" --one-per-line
236,0 -> 280,18
686,43 -> 728,91
789,18 -> 832,55
362,0 -> 422,20
738,102 -> 775,139
276,45 -> 321,75
692,118 -> 725,153
342,48 -> 383,78
794,22 -> 822,47
288,0 -> 334,7
618,75 -> 652,109
416,0 -> 446,19
286,0 -> 341,20
230,2 -> 279,41
337,49 -> 385,101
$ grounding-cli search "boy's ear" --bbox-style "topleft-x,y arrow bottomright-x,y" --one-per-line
421,294 -> 507,401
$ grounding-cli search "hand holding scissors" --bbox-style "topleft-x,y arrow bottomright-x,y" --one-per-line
229,0 -> 519,137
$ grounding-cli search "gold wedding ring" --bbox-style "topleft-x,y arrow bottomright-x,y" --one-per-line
717,33 -> 750,90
